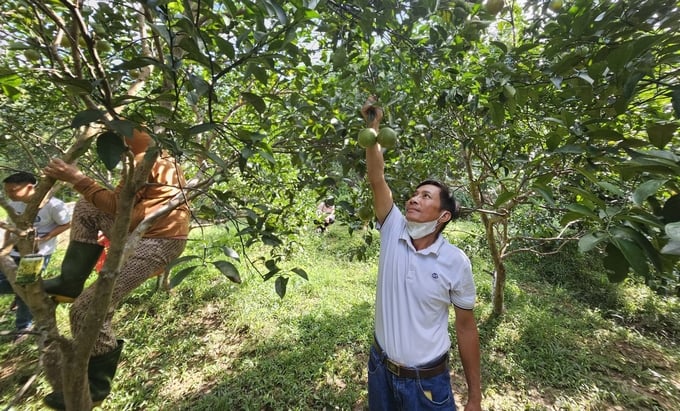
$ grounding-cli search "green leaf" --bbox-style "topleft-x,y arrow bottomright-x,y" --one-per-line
623,71 -> 644,100
546,133 -> 561,150
52,77 -> 94,93
96,131 -> 126,170
564,186 -> 605,208
603,242 -> 629,283
262,0 -> 288,25
215,36 -> 235,60
493,191 -> 515,208
660,240 -> 680,255
188,123 -> 217,135
646,123 -> 678,149
109,119 -> 137,138
503,84 -> 516,99
291,267 -> 308,280
672,88 -> 680,119
178,36 -> 214,68
586,128 -> 624,141
247,63 -> 269,85
0,71 -> 23,99
578,232 -> 605,253
169,265 -> 200,289
242,92 -> 267,114
554,144 -> 585,154
662,195 -> 680,223
606,44 -> 632,72
566,203 -> 598,219
213,260 -> 241,283
533,184 -> 555,206
597,181 -> 624,197
665,222 -> 680,241
275,275 -> 288,298
611,226 -> 663,273
71,109 -> 103,128
148,24 -> 171,45
222,247 -> 240,261
489,101 -> 504,127
576,70 -> 594,85
633,179 -> 666,205
612,237 -> 649,277
114,56 -> 162,70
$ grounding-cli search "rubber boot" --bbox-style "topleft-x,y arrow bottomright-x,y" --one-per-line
43,241 -> 104,303
89,340 -> 124,404
44,340 -> 124,410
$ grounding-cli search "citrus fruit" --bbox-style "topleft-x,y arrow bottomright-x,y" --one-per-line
357,206 -> 373,221
484,0 -> 504,15
357,128 -> 378,148
377,127 -> 398,148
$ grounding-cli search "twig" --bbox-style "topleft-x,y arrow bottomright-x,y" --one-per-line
3,372 -> 39,411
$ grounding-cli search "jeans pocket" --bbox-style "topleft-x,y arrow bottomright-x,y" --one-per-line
417,371 -> 454,408
367,348 -> 380,376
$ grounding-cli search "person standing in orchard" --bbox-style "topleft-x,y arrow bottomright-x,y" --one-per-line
0,171 -> 71,343
41,128 -> 190,409
360,99 -> 482,411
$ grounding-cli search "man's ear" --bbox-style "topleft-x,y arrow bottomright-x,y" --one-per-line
439,211 -> 452,224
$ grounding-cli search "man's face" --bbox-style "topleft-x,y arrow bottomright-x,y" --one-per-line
4,182 -> 34,202
405,184 -> 445,223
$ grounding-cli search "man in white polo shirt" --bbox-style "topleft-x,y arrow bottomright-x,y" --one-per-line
0,171 -> 71,343
360,98 -> 481,411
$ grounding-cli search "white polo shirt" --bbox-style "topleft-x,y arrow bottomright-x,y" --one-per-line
374,205 -> 476,367
8,198 -> 71,256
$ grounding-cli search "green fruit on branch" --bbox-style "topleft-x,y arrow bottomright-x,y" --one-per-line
484,0 -> 504,15
358,128 -> 378,148
23,49 -> 40,61
357,205 -> 373,221
549,0 -> 563,11
96,40 -> 111,52
377,127 -> 398,148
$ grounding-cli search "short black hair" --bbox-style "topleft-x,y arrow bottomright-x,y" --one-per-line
3,172 -> 37,185
416,179 -> 460,231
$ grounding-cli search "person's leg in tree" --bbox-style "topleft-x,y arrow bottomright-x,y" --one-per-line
43,237 -> 187,409
43,199 -> 110,303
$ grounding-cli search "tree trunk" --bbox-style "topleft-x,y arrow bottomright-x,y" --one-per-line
61,348 -> 93,411
480,213 -> 506,316
492,266 -> 506,316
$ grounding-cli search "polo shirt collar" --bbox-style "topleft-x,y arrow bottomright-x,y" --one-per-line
399,225 -> 444,255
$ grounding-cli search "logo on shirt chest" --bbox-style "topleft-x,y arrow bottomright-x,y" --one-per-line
431,272 -> 439,279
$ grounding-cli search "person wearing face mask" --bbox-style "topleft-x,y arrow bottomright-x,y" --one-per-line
360,98 -> 481,411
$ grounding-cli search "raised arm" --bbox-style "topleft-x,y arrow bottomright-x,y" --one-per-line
361,99 -> 393,224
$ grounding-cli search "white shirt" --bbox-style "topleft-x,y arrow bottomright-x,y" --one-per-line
374,205 -> 476,366
9,197 -> 71,256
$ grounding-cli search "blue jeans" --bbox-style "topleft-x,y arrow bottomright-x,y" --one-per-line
367,345 -> 456,411
0,255 -> 51,331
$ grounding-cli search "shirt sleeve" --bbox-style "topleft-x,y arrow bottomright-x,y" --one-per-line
449,252 -> 476,310
72,175 -> 124,215
49,199 -> 72,225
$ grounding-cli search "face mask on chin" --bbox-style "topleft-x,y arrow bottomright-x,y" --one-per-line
406,213 -> 445,240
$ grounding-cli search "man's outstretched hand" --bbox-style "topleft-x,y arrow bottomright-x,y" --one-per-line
361,95 -> 383,130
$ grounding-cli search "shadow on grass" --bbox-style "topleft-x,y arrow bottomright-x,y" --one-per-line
131,298 -> 373,410
469,249 -> 680,410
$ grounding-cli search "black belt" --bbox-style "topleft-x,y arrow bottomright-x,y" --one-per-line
373,337 -> 448,379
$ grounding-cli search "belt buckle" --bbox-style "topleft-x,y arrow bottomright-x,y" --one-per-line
386,359 -> 401,376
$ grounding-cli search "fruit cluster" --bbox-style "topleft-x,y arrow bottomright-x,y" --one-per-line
357,127 -> 398,148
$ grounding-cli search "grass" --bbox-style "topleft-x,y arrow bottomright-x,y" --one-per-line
1,220 -> 680,410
